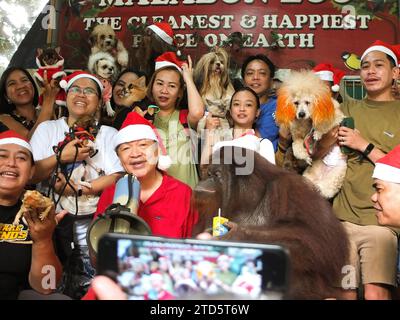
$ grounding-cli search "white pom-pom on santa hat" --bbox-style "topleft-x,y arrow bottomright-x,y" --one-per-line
59,71 -> 104,93
147,22 -> 175,46
114,111 -> 172,171
155,51 -> 185,72
313,63 -> 346,93
361,40 -> 400,67
0,128 -> 32,153
372,145 -> 400,184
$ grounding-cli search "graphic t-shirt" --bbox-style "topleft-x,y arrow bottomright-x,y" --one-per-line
0,201 -> 32,299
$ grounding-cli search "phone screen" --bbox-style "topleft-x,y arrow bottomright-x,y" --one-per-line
98,234 -> 289,300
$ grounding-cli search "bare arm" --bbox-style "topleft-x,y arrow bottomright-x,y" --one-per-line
31,154 -> 58,184
182,55 -> 205,129
27,76 -> 59,140
338,126 -> 386,163
0,115 -> 29,137
0,74 -> 58,140
27,208 -> 68,294
31,139 -> 92,184
311,126 -> 339,160
54,172 -> 123,197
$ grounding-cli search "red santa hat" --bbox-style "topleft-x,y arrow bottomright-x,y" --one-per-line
155,52 -> 184,72
395,44 -> 400,67
361,40 -> 400,67
147,22 -> 175,46
313,63 -> 346,92
59,71 -> 104,93
0,129 -> 32,153
372,145 -> 400,184
114,111 -> 172,171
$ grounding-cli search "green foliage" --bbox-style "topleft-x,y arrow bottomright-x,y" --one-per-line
332,0 -> 399,19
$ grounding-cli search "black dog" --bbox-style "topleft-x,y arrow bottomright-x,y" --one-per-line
194,146 -> 349,299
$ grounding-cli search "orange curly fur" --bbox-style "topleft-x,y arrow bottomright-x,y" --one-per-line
311,93 -> 335,129
276,88 -> 296,128
276,70 -> 337,133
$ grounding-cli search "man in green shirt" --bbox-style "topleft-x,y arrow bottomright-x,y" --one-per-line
333,40 -> 400,299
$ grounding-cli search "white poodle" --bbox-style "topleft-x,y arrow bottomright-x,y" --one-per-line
276,70 -> 347,199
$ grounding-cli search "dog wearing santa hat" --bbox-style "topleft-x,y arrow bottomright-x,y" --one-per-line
33,46 -> 67,114
130,22 -> 181,77
276,68 -> 347,199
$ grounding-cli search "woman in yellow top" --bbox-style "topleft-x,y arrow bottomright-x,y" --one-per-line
147,52 -> 205,189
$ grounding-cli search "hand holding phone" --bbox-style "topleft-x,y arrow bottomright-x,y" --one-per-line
97,234 -> 290,300
339,117 -> 354,154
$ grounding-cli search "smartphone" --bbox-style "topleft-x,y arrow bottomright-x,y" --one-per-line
340,117 -> 354,129
98,233 -> 290,300
340,116 -> 355,154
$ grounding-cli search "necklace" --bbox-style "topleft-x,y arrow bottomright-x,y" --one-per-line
154,110 -> 176,129
11,111 -> 35,130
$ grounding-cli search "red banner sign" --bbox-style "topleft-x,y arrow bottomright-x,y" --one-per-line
58,0 -> 399,73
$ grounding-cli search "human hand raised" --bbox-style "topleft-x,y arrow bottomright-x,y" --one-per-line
41,70 -> 60,101
181,55 -> 194,84
205,113 -> 221,130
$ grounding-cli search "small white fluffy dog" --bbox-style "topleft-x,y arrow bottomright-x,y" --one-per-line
88,51 -> 117,116
89,24 -> 128,68
276,70 -> 347,199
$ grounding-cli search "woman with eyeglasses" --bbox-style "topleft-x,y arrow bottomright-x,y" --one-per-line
0,67 -> 58,139
29,71 -> 123,299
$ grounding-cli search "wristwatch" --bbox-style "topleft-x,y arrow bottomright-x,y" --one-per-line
362,143 -> 375,157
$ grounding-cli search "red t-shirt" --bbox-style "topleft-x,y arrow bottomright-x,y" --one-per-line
83,175 -> 198,301
94,174 -> 198,239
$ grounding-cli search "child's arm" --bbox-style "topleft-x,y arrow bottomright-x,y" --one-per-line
55,172 -> 122,197
81,173 -> 123,196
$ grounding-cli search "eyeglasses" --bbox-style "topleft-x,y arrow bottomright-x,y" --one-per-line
68,86 -> 98,96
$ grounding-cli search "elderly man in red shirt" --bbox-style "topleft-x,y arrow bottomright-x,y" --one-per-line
94,111 -> 198,238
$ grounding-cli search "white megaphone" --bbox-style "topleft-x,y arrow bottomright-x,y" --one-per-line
87,174 -> 152,256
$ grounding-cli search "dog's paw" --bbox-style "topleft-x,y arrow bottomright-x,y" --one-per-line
105,102 -> 115,117
292,141 -> 310,162
313,131 -> 323,141
106,109 -> 115,117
